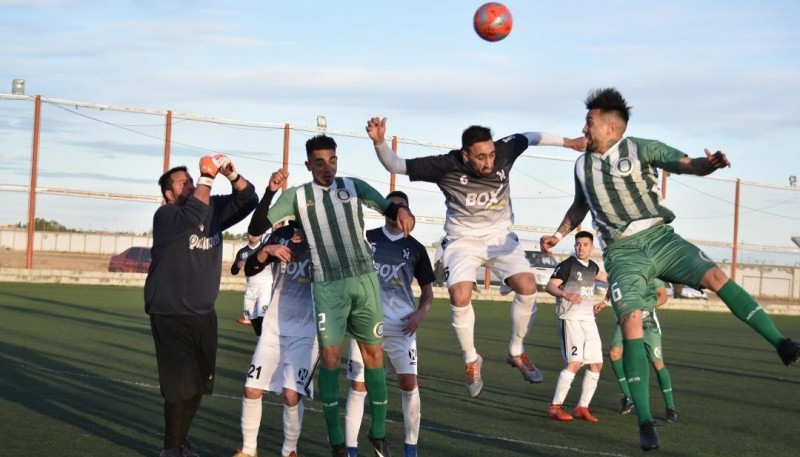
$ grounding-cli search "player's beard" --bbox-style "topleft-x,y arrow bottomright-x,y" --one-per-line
585,136 -> 598,153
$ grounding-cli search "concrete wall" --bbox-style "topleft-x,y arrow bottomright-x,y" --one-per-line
0,228 -> 251,263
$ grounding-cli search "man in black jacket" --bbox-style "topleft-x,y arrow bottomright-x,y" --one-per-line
145,154 -> 257,457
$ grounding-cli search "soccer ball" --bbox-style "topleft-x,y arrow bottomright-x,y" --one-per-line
473,2 -> 513,42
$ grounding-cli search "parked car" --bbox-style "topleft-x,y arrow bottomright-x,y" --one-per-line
476,250 -> 558,291
108,247 -> 151,273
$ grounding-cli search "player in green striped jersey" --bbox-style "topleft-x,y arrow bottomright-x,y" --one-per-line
251,134 -> 414,457
541,88 -> 799,451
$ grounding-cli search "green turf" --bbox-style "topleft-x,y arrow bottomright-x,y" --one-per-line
0,283 -> 798,456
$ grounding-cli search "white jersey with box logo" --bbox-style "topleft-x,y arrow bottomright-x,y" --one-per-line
367,226 -> 435,337
551,255 -> 601,321
405,134 -> 529,239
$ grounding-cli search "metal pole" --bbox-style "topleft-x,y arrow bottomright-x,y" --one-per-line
732,178 -> 741,281
390,136 -> 398,192
25,95 -> 42,269
163,110 -> 172,172
282,123 -> 290,190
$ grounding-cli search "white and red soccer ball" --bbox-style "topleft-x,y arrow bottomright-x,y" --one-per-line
473,2 -> 513,42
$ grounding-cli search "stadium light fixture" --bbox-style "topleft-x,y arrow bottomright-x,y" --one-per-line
11,79 -> 24,95
790,175 -> 797,187
316,115 -> 327,131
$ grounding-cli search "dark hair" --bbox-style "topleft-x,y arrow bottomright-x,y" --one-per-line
385,190 -> 409,206
575,230 -> 594,242
585,88 -> 632,124
461,125 -> 493,150
158,166 -> 188,199
305,134 -> 337,157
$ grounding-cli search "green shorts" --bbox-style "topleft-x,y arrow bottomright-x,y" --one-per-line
605,224 -> 715,319
312,272 -> 383,347
609,315 -> 664,362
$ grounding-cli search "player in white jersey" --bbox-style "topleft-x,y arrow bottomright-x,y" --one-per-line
344,191 -> 435,457
544,231 -> 608,423
367,116 -> 586,397
231,220 -> 319,457
231,233 -> 273,328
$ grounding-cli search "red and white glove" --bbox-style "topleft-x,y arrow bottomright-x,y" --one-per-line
213,153 -> 239,182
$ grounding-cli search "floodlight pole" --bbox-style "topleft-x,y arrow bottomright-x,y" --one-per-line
25,95 -> 42,269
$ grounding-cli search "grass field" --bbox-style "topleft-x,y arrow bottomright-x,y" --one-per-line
1,283 -> 798,457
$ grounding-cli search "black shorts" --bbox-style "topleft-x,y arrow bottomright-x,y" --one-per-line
150,311 -> 218,402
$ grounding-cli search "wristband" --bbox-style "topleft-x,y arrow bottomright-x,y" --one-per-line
227,171 -> 240,182
197,176 -> 214,188
553,232 -> 563,241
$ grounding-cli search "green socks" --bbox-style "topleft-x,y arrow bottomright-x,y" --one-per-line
610,357 -> 632,398
623,338 -> 652,425
319,367 -> 344,445
717,280 -> 783,347
364,367 -> 388,439
655,367 -> 675,410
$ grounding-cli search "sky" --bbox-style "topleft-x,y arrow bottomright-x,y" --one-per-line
1,0 -> 799,261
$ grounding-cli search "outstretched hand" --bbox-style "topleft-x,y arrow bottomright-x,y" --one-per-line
366,117 -> 387,145
704,148 -> 730,170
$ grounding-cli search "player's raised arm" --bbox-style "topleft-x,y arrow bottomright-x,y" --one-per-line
540,200 -> 590,254
367,116 -> 408,174
676,148 -> 731,176
523,133 -> 587,152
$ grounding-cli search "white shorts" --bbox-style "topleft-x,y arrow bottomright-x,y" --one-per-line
243,282 -> 271,319
557,318 -> 603,365
244,330 -> 319,398
443,232 -> 532,287
346,334 -> 418,382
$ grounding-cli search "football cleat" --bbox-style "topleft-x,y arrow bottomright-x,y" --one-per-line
639,421 -> 660,451
368,435 -> 391,457
666,408 -> 679,423
347,447 -> 358,457
573,406 -> 599,423
506,352 -> 544,383
619,396 -> 635,415
180,440 -> 200,457
331,444 -> 348,457
547,404 -> 573,421
403,443 -> 418,457
231,450 -> 256,457
777,338 -> 800,366
465,354 -> 484,397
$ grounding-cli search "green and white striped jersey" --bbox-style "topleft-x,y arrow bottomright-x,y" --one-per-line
266,177 -> 390,282
574,137 -> 686,247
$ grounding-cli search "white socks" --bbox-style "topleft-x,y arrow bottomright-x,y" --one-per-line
281,401 -> 303,456
401,388 -> 421,445
345,388 -> 367,448
578,370 -> 601,407
451,303 -> 477,363
240,397 -> 262,455
509,293 -> 537,356
552,369 -> 576,405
